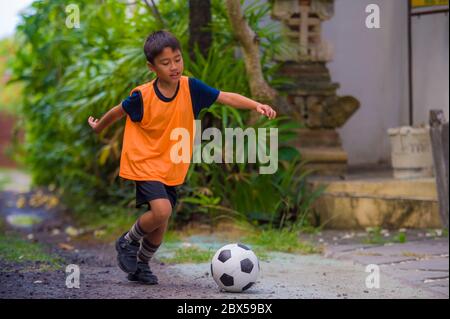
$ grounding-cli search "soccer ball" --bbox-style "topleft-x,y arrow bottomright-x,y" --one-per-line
210,243 -> 260,292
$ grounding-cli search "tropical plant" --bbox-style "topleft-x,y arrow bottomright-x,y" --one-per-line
11,0 -> 321,230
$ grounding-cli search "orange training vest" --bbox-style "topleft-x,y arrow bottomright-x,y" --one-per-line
119,76 -> 195,185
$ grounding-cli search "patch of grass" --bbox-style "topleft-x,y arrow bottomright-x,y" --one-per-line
71,203 -> 139,242
362,227 -> 385,244
164,230 -> 183,243
0,233 -> 63,269
6,214 -> 43,227
393,231 -> 407,243
362,227 -> 407,245
0,173 -> 11,191
0,219 -> 5,232
427,228 -> 448,239
356,252 -> 382,257
158,246 -> 214,264
249,247 -> 270,261
298,224 -> 322,235
402,251 -> 427,259
244,228 -> 320,254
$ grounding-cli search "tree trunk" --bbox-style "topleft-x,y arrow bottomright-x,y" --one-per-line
189,0 -> 213,60
225,0 -> 277,106
143,0 -> 165,28
429,110 -> 449,228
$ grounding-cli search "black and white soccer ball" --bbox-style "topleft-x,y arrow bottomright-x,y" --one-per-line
210,243 -> 260,293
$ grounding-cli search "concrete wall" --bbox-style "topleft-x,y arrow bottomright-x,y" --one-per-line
411,11 -> 449,126
322,0 -> 449,165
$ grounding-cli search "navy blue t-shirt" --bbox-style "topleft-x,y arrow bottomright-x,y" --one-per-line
122,78 -> 220,122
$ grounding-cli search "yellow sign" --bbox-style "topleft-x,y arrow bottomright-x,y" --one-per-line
411,0 -> 449,8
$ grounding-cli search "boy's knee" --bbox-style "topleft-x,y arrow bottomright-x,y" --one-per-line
158,209 -> 172,222
150,201 -> 172,223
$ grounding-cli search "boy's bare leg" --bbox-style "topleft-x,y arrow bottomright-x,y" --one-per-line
138,198 -> 172,233
136,199 -> 172,264
144,221 -> 169,246
128,212 -> 168,244
123,199 -> 171,245
122,199 -> 172,284
117,198 -> 172,274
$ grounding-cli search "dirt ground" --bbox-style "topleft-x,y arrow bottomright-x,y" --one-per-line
0,181 -> 448,299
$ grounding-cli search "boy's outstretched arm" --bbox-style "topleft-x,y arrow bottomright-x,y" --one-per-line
88,104 -> 126,134
216,92 -> 277,119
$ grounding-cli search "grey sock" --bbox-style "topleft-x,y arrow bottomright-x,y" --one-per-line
137,238 -> 160,263
124,220 -> 146,243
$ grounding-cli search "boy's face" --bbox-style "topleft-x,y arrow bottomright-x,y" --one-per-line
148,47 -> 184,84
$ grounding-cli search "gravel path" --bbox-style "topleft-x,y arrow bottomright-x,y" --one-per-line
1,188 -> 448,299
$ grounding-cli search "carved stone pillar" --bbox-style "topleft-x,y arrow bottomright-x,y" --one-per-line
272,0 -> 360,175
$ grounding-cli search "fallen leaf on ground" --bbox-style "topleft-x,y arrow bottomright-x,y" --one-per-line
58,243 -> 75,251
16,196 -> 26,208
65,226 -> 80,237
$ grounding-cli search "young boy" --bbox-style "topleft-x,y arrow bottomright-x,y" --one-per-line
87,30 -> 276,285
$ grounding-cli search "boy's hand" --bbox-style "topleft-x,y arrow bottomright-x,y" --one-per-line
88,116 -> 100,133
255,104 -> 277,119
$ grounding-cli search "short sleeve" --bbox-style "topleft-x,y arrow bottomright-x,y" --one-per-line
121,91 -> 143,122
188,78 -> 220,119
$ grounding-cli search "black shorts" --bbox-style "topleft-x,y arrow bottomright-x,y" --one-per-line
135,181 -> 178,211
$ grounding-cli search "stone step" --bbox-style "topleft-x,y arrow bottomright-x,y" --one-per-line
299,147 -> 348,162
309,177 -> 442,229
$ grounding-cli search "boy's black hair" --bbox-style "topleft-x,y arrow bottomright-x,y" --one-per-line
144,30 -> 181,64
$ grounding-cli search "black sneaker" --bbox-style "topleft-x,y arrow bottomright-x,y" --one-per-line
115,232 -> 139,274
127,262 -> 158,285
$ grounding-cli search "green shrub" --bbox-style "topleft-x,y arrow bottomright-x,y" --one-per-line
12,0 -> 320,229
